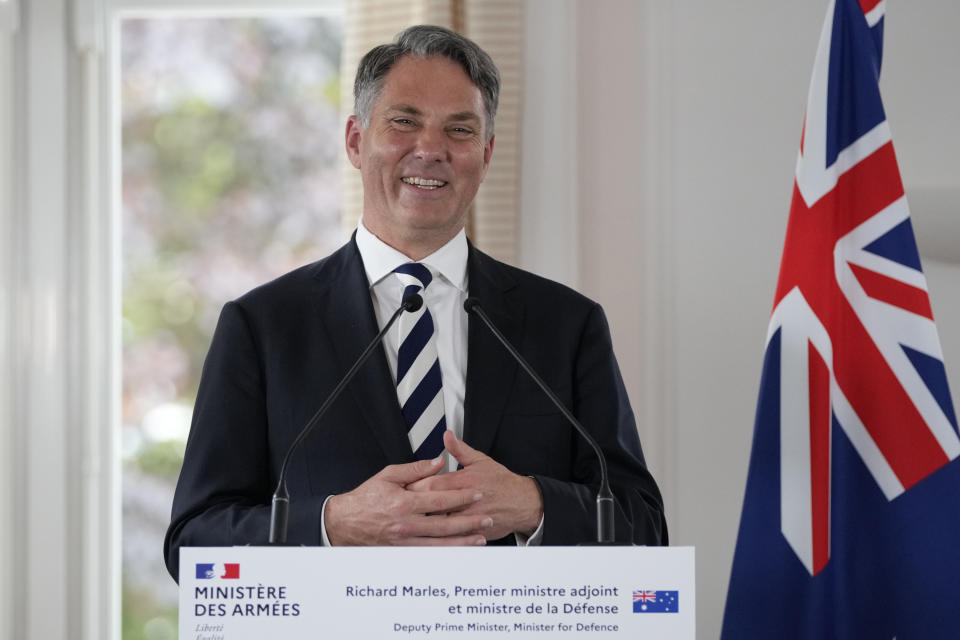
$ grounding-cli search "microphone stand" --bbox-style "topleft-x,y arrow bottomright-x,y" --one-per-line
464,298 -> 616,545
268,294 -> 423,544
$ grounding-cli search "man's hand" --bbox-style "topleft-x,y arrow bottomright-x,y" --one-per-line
324,456 -> 494,546
407,431 -> 544,540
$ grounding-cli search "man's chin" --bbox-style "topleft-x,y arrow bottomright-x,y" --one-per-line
395,210 -> 467,234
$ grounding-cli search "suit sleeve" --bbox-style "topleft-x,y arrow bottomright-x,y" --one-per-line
163,301 -> 326,582
530,304 -> 668,546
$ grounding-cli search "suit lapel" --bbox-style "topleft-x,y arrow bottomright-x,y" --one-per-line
462,245 -> 523,455
313,238 -> 413,464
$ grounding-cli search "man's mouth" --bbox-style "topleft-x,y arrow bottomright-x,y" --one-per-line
401,176 -> 448,190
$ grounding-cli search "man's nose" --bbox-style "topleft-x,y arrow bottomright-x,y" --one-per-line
413,127 -> 448,163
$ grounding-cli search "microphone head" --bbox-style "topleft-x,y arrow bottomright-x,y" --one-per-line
402,293 -> 424,312
463,297 -> 482,314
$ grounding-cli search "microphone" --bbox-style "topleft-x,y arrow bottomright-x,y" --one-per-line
463,297 -> 616,545
268,293 -> 424,544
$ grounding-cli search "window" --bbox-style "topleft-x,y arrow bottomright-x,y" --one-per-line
120,13 -> 343,638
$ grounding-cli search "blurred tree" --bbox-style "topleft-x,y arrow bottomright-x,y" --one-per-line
121,15 -> 343,639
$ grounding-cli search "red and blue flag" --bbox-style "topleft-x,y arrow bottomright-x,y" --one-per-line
723,1 -> 960,637
633,590 -> 679,614
195,562 -> 240,580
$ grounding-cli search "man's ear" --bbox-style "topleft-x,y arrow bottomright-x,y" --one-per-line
480,134 -> 495,181
345,115 -> 363,169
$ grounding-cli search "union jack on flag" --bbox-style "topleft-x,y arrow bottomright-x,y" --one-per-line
723,1 -> 960,638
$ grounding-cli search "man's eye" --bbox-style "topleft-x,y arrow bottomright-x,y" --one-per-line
393,118 -> 414,125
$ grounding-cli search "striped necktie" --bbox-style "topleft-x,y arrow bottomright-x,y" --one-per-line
394,263 -> 446,460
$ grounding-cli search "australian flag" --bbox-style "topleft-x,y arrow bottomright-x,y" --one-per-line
722,1 -> 960,638
633,590 -> 679,614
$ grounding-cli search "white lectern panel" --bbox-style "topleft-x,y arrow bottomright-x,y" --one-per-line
181,546 -> 694,639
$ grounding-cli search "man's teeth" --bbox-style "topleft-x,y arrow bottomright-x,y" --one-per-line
402,177 -> 447,190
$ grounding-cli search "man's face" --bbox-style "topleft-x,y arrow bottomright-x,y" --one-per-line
345,55 -> 494,257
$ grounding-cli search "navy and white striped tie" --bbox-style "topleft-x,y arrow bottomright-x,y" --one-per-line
394,263 -> 446,460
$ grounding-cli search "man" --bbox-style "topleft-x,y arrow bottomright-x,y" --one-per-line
164,25 -> 666,580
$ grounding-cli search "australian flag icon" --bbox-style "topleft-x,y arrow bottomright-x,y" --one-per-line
633,590 -> 679,613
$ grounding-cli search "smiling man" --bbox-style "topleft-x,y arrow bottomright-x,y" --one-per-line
165,26 -> 666,580
346,53 -> 493,260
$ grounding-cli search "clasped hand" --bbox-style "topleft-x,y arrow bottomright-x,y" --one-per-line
324,431 -> 543,546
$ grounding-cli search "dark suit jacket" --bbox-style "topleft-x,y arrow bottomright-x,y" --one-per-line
164,238 -> 667,580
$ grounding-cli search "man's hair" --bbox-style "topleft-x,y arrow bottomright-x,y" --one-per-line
353,25 -> 500,140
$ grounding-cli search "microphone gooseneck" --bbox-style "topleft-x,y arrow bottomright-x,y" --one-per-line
463,297 -> 616,544
268,292 -> 423,544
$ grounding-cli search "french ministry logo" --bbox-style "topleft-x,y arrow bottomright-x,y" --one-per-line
196,563 -> 240,580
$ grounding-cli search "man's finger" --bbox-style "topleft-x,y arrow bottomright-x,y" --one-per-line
395,535 -> 488,547
377,456 -> 445,485
444,430 -> 487,467
409,487 -> 483,515
387,514 -> 494,540
405,471 -> 470,493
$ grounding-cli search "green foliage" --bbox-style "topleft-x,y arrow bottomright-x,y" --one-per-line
122,15 -> 344,410
151,101 -> 244,216
136,440 -> 187,482
122,581 -> 178,640
322,74 -> 341,107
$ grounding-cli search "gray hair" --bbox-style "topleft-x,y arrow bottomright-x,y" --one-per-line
353,25 -> 500,140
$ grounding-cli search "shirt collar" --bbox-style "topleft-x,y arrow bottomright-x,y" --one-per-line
355,219 -> 468,292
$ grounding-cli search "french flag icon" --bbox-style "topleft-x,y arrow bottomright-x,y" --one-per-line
196,563 -> 240,579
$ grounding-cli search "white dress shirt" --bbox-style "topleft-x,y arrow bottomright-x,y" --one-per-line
355,220 -> 468,472
320,221 -> 542,545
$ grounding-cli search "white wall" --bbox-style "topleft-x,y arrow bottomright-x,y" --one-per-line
522,2 -> 960,639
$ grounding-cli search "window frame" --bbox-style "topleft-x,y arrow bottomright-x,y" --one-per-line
5,2 -> 343,639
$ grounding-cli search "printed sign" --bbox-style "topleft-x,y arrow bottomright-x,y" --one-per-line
180,546 -> 695,639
